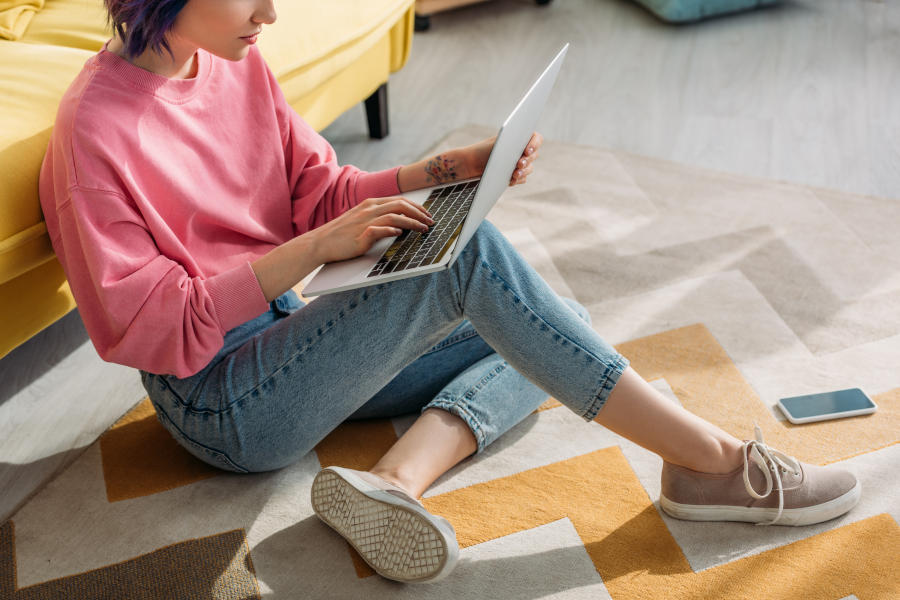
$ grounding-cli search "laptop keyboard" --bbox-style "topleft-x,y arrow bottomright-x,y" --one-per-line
367,180 -> 479,278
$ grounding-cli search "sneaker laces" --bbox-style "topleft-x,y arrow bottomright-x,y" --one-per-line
741,424 -> 801,526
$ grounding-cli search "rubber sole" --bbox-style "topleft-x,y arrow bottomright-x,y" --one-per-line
310,467 -> 459,583
659,481 -> 862,526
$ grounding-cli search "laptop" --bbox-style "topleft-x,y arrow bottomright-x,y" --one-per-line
302,43 -> 569,297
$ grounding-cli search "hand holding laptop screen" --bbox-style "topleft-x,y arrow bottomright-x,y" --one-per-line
394,129 -> 545,195
457,132 -> 545,188
510,132 -> 543,186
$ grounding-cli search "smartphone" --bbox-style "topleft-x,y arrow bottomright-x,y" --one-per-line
777,388 -> 877,424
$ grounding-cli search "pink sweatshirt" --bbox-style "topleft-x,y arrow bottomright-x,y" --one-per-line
39,40 -> 402,378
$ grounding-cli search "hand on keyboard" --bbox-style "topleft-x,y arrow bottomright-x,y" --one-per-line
368,181 -> 478,278
308,196 -> 434,265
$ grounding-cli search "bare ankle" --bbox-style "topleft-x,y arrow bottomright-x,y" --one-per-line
368,468 -> 420,498
706,438 -> 744,474
669,436 -> 744,474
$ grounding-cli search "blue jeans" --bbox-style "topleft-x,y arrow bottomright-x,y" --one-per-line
140,221 -> 629,473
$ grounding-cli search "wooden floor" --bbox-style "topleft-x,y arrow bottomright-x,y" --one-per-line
325,0 -> 900,200
2,0 -> 897,523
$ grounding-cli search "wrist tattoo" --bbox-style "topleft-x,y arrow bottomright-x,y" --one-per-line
424,154 -> 459,184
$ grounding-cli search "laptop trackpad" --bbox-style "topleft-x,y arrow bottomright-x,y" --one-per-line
316,236 -> 391,282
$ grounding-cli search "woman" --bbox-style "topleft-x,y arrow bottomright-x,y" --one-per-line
39,0 -> 861,585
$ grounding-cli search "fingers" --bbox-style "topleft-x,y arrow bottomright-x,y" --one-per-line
525,132 -> 543,155
514,152 -> 539,170
365,225 -> 405,240
374,196 -> 431,217
516,137 -> 542,170
517,132 -> 543,171
370,197 -> 434,228
510,162 -> 534,186
510,148 -> 539,185
374,212 -> 431,233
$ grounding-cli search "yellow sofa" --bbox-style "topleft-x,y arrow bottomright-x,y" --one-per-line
0,0 -> 415,359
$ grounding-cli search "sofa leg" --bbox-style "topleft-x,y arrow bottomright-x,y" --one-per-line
364,83 -> 389,139
415,14 -> 431,31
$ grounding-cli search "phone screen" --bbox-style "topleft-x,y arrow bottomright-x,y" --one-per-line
780,388 -> 875,419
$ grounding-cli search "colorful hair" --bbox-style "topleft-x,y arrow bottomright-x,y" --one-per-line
103,0 -> 189,61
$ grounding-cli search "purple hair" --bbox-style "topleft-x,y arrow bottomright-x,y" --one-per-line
104,0 -> 188,61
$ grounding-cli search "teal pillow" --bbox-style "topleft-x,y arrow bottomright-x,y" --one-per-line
632,0 -> 779,23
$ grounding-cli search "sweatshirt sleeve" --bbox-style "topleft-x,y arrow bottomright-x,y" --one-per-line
260,56 -> 401,235
54,186 -> 270,378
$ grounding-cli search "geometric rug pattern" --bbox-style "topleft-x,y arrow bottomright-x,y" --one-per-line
3,126 -> 898,598
1,522 -> 259,599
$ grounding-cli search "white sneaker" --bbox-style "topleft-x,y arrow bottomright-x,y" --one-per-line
310,466 -> 460,583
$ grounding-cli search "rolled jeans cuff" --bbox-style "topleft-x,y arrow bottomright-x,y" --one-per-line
579,354 -> 630,422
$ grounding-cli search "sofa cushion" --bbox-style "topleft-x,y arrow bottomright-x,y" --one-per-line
633,0 -> 779,22
0,41 -> 92,284
17,0 -> 108,49
0,0 -> 43,41
0,0 -> 44,41
258,0 -> 413,96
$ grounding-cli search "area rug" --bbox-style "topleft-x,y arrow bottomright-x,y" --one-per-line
3,125 -> 898,599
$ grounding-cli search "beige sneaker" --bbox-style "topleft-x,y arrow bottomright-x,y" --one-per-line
310,466 -> 460,583
659,426 -> 861,526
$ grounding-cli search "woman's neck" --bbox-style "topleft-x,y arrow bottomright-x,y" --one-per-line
106,36 -> 199,80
